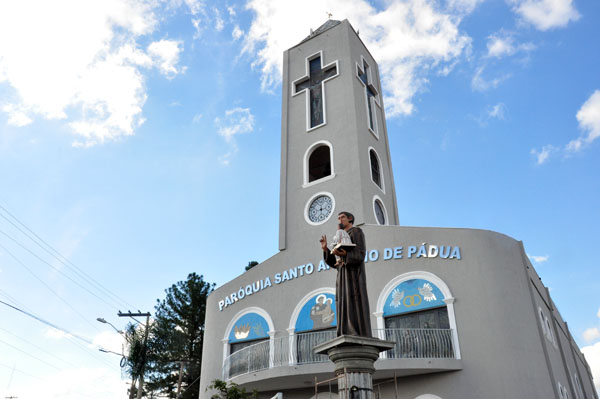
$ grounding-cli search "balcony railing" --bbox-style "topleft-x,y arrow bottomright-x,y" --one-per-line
376,328 -> 455,359
223,328 -> 455,379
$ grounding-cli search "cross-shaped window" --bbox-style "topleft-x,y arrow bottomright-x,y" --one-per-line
292,52 -> 339,130
356,57 -> 379,135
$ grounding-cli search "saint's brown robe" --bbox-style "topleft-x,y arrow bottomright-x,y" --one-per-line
324,226 -> 372,337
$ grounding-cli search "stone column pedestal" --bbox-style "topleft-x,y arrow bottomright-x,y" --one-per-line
314,336 -> 395,399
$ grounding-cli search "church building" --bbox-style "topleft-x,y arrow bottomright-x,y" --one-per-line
199,20 -> 597,399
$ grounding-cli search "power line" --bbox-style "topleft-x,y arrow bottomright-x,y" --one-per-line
0,228 -> 122,311
0,204 -> 135,310
0,338 -> 62,371
0,299 -> 95,346
0,361 -> 39,380
0,326 -> 79,369
0,299 -> 120,369
0,241 -> 101,332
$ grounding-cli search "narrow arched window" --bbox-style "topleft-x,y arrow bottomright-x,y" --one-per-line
370,149 -> 381,189
308,145 -> 331,182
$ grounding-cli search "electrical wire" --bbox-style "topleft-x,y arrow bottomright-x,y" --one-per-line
0,204 -> 135,310
0,337 -> 62,371
0,299 -> 120,369
0,241 -> 101,332
0,325 -> 79,368
0,228 -> 122,311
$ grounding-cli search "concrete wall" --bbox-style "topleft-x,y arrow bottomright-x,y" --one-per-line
279,20 -> 398,251
199,226 -> 595,399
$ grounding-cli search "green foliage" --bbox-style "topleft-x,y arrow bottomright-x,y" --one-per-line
122,272 -> 214,398
207,379 -> 259,399
245,261 -> 259,271
123,322 -> 147,380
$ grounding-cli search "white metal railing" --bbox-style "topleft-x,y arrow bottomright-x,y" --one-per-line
296,330 -> 336,364
223,328 -> 455,379
376,328 -> 455,359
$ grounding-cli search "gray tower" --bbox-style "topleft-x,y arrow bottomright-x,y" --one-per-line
279,19 -> 399,251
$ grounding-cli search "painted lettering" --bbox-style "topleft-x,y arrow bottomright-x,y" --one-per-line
408,246 -> 417,258
393,246 -> 403,259
383,248 -> 392,260
450,246 -> 461,259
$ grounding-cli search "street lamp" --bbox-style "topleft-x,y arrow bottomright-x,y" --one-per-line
97,317 -> 124,334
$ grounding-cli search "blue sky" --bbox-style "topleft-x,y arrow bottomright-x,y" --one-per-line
0,0 -> 599,397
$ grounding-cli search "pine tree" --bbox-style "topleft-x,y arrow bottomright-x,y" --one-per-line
145,272 -> 215,398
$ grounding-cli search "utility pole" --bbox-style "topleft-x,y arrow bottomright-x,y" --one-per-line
119,311 -> 151,399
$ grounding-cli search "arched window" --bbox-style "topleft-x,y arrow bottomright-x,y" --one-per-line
308,145 -> 331,182
373,196 -> 387,225
376,272 -> 460,360
224,310 -> 272,378
289,289 -> 336,364
369,149 -> 382,189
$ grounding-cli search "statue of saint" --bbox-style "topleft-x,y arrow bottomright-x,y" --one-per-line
320,211 -> 372,337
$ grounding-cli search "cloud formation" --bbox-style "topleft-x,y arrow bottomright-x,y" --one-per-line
0,0 -> 185,147
243,0 -> 472,116
528,254 -> 549,263
531,90 -> 600,164
567,90 -> 600,153
214,107 -> 255,165
582,342 -> 600,392
486,32 -> 535,58
584,327 -> 600,343
510,0 -> 580,31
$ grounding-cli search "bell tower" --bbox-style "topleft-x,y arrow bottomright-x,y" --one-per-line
279,19 -> 399,251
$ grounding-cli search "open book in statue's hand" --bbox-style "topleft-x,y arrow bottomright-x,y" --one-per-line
334,243 -> 356,251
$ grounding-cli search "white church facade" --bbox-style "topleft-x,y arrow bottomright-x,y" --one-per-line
199,20 -> 597,399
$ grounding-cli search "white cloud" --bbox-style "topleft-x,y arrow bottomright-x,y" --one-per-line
45,327 -> 72,340
214,7 -> 224,31
530,145 -> 556,165
93,330 -> 125,355
584,328 -> 600,343
215,107 -> 255,143
148,40 -> 185,78
192,113 -> 203,123
232,25 -> 244,41
511,0 -> 580,31
532,91 -> 600,164
597,307 -> 600,319
528,254 -> 549,263
2,103 -> 33,127
472,66 -> 510,91
582,342 -> 600,392
214,107 -> 254,164
0,0 -> 185,147
488,103 -> 507,120
447,0 -> 485,14
243,0 -> 472,116
567,90 -> 600,153
487,35 -> 515,58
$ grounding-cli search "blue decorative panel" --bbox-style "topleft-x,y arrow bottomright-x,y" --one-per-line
295,293 -> 336,332
383,279 -> 445,316
228,312 -> 269,343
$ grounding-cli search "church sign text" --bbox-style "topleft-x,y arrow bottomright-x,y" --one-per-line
218,243 -> 461,311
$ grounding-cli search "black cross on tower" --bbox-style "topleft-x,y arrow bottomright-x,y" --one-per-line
293,53 -> 338,129
357,58 -> 379,133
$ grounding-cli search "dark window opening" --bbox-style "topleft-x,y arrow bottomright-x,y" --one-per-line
230,337 -> 268,354
370,150 -> 381,188
385,307 -> 449,330
308,145 -> 332,182
384,307 -> 453,359
296,328 -> 336,364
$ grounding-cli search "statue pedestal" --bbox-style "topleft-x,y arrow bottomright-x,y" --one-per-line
314,336 -> 395,399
